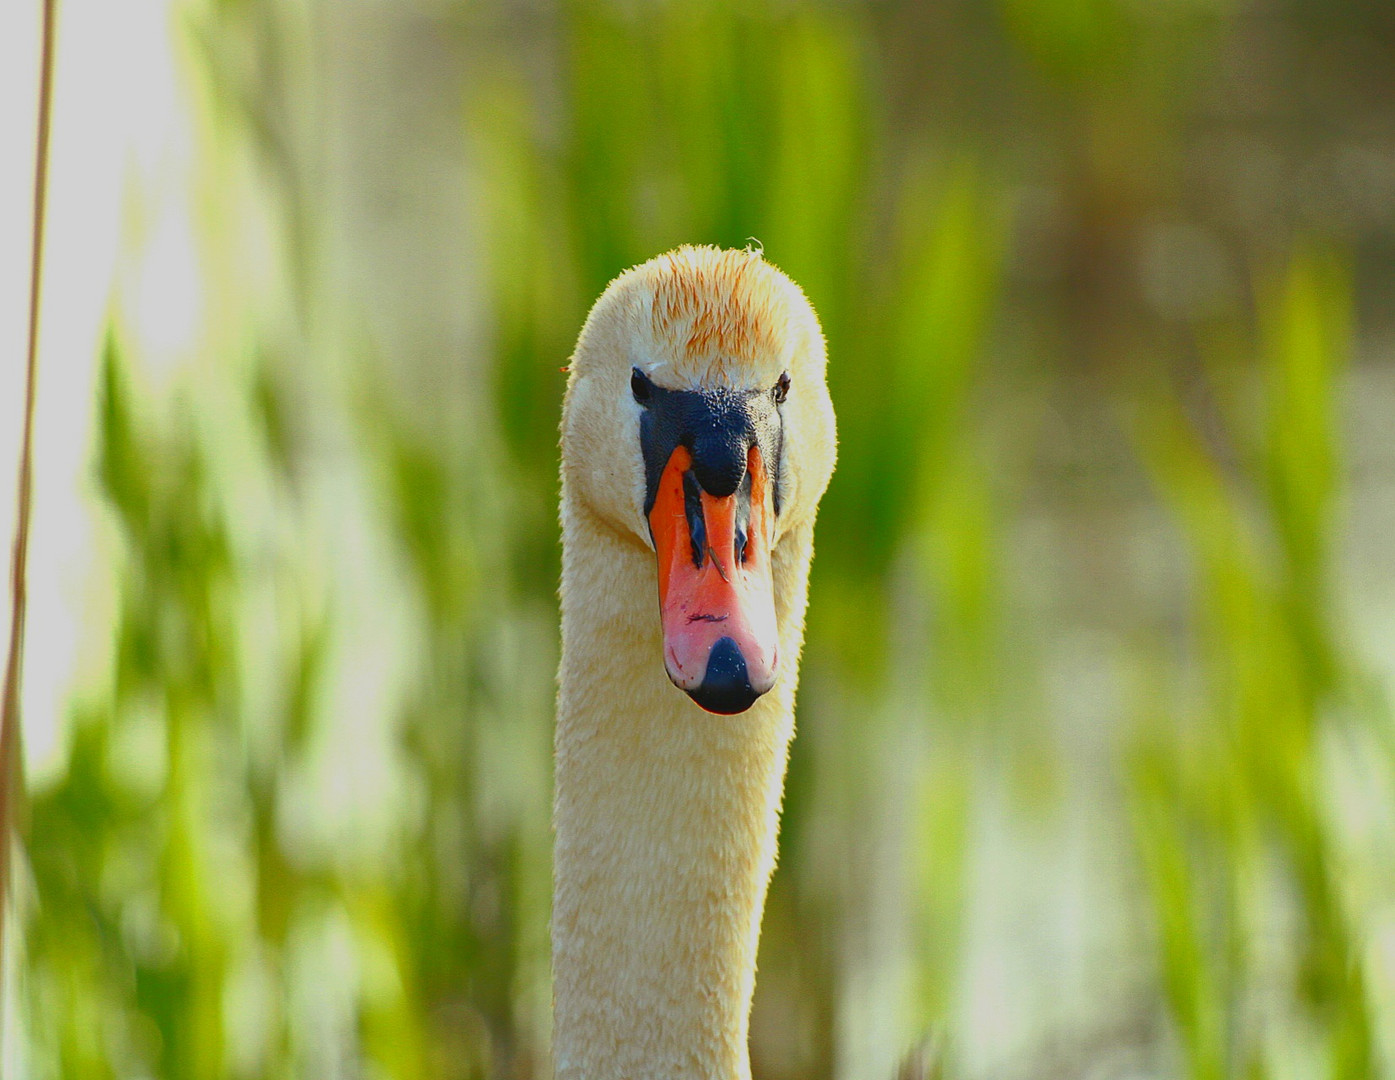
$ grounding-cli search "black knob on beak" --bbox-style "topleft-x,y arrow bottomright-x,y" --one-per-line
690,431 -> 749,498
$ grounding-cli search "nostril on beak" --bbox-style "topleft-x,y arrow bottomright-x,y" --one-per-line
686,636 -> 763,715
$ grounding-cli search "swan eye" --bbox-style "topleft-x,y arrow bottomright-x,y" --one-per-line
631,367 -> 653,404
773,372 -> 790,404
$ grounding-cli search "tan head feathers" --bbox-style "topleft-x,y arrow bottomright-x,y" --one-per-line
574,245 -> 822,388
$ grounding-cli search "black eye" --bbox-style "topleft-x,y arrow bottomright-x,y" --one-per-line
631,367 -> 652,404
774,372 -> 791,404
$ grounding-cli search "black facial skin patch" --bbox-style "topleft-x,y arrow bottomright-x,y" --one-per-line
633,367 -> 785,520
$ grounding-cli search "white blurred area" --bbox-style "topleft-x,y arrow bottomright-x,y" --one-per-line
0,0 -> 201,786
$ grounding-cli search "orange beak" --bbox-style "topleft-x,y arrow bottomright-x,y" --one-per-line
648,444 -> 778,714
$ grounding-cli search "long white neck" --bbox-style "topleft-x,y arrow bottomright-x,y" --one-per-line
553,495 -> 815,1080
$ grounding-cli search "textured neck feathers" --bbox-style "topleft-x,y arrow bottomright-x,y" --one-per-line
553,494 -> 815,1079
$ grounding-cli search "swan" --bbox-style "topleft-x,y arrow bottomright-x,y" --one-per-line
555,245 -> 837,1078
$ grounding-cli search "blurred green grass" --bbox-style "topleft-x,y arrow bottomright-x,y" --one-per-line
17,0 -> 1395,1078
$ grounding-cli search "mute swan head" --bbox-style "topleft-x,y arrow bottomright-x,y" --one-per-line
561,245 -> 836,713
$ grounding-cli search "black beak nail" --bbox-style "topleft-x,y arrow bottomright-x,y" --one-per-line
687,636 -> 762,714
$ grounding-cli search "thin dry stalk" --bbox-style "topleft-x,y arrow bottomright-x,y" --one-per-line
1,0 -> 58,1010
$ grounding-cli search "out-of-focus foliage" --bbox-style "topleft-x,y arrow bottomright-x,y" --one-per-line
17,0 -> 1395,1078
1132,248 -> 1370,1080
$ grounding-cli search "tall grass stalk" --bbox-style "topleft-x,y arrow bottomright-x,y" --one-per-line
2,0 -> 58,1032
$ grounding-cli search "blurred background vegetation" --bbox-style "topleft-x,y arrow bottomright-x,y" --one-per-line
8,0 -> 1395,1077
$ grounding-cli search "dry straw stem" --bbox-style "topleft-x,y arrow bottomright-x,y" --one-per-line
1,0 -> 57,998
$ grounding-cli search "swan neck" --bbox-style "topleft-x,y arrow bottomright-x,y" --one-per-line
553,501 -> 801,1080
